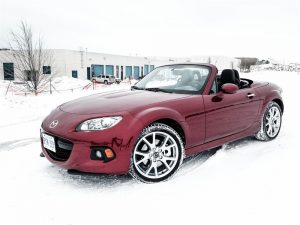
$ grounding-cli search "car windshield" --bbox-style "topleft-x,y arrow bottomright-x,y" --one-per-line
134,65 -> 210,94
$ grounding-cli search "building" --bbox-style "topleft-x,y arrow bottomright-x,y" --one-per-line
0,49 -> 240,81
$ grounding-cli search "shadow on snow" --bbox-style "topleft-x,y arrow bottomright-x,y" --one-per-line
45,136 -> 256,189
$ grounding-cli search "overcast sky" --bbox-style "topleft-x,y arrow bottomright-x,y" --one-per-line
1,0 -> 299,62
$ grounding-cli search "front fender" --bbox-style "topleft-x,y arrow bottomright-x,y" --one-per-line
129,106 -> 189,144
134,106 -> 185,123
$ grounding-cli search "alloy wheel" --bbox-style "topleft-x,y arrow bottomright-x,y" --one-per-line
265,106 -> 281,138
133,131 -> 180,180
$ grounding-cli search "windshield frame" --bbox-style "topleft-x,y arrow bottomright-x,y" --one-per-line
134,64 -> 212,95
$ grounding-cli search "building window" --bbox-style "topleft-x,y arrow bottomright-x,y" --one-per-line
72,70 -> 78,78
3,63 -> 14,80
91,64 -> 104,76
144,65 -> 149,75
105,65 -> 114,75
43,66 -> 51,74
150,65 -> 155,71
126,66 -> 132,78
133,66 -> 139,80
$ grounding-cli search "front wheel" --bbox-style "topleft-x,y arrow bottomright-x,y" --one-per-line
130,123 -> 184,183
255,101 -> 282,141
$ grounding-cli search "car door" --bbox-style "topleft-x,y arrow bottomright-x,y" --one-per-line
203,87 -> 261,143
100,75 -> 104,82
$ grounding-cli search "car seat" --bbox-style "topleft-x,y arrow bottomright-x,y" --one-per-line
219,69 -> 236,90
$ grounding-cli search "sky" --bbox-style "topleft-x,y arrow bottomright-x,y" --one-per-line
0,0 -> 299,62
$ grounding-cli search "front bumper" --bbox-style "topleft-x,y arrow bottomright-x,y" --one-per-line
40,109 -> 143,174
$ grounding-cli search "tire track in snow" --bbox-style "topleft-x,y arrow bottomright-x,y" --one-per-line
177,137 -> 256,176
0,137 -> 40,151
0,117 -> 42,128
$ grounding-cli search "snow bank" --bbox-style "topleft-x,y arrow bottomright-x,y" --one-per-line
0,76 -> 134,97
49,76 -> 91,91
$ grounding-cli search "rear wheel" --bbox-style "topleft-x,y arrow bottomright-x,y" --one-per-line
104,80 -> 108,85
130,123 -> 184,183
255,101 -> 282,141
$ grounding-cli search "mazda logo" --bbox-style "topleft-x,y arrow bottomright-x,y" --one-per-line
49,120 -> 59,128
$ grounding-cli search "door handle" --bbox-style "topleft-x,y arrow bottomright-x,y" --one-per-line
247,93 -> 256,98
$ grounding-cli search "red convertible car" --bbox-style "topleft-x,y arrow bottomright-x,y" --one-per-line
40,64 -> 283,183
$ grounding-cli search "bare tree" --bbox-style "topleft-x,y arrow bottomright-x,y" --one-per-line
4,21 -> 54,94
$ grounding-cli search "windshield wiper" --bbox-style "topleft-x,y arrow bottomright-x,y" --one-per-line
131,85 -> 144,90
144,87 -> 173,93
132,86 -> 173,93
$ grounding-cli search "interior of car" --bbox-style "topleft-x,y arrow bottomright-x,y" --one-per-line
216,69 -> 252,92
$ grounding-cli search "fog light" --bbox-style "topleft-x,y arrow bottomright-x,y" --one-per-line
90,146 -> 115,162
95,150 -> 102,158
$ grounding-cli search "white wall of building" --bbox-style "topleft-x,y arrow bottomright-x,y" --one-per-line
0,49 -> 240,80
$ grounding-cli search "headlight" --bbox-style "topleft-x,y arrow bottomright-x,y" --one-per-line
76,116 -> 122,131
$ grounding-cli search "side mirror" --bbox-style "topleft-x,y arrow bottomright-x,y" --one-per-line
221,83 -> 239,94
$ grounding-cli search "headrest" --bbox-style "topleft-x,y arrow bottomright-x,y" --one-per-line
220,69 -> 236,85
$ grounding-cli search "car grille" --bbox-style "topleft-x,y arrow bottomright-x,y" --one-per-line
44,136 -> 74,162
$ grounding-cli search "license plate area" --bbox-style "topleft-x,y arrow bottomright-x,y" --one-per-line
42,133 -> 56,152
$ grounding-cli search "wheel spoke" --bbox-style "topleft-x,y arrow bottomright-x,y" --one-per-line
135,151 -> 148,157
145,164 -> 154,175
165,144 -> 176,150
153,164 -> 158,177
270,107 -> 275,116
136,155 -> 150,165
164,156 -> 177,161
161,136 -> 169,148
142,137 -> 153,149
267,125 -> 272,135
164,144 -> 176,152
160,159 -> 171,170
274,110 -> 280,119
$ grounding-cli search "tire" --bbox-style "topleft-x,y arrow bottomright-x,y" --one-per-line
255,101 -> 282,141
130,123 -> 184,183
104,80 -> 108,85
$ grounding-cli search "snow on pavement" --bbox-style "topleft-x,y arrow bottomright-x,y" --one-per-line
0,72 -> 299,225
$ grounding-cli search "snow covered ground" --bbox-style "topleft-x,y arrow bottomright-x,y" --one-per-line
0,71 -> 299,225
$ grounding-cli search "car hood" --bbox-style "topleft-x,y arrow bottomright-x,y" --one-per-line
59,90 -> 189,115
